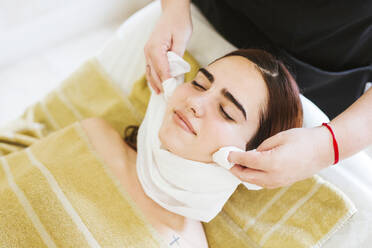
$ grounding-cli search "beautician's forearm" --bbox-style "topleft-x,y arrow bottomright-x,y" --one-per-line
161,0 -> 191,13
329,87 -> 372,161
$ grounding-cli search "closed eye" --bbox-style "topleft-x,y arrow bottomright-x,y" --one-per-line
191,80 -> 235,122
219,105 -> 234,121
191,80 -> 206,90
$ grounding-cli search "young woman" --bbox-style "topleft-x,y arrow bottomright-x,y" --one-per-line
81,48 -> 302,247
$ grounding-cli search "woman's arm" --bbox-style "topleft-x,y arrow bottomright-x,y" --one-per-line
161,0 -> 190,12
80,117 -> 131,177
329,87 -> 372,161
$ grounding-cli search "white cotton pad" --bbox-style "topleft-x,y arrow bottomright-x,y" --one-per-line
161,51 -> 190,102
212,146 -> 263,190
212,146 -> 245,170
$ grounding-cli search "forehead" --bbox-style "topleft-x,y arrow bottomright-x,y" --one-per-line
206,56 -> 264,86
201,56 -> 268,118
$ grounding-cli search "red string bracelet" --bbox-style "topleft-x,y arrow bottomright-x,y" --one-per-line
322,123 -> 339,165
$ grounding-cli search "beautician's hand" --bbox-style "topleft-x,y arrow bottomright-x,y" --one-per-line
228,126 -> 335,189
144,0 -> 192,94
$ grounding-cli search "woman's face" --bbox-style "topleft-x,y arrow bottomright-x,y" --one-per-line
159,55 -> 268,163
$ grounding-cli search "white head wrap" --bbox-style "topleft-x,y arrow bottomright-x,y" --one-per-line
136,52 -> 262,222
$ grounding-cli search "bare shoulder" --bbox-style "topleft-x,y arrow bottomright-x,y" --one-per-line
80,117 -> 127,147
80,118 -> 130,165
80,117 -> 115,135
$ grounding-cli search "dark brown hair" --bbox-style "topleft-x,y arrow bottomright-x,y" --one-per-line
124,48 -> 303,151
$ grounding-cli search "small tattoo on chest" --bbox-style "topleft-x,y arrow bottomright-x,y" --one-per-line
169,234 -> 180,246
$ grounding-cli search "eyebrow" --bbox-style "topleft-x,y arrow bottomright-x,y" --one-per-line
198,68 -> 247,120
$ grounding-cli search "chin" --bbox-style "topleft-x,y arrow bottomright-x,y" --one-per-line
159,111 -> 190,151
159,126 -> 185,155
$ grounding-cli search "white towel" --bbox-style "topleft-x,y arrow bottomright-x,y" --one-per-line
136,51 -> 261,223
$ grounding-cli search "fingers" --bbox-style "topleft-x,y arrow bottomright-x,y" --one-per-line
228,149 -> 271,171
152,43 -> 172,82
230,164 -> 286,189
144,42 -> 171,94
229,164 -> 270,188
145,64 -> 158,94
146,58 -> 163,94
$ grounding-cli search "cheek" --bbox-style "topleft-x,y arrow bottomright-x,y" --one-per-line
169,83 -> 190,102
202,121 -> 248,153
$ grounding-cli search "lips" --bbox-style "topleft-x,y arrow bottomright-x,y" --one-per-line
174,110 -> 197,135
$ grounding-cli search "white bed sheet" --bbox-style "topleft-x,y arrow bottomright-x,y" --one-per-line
96,1 -> 372,247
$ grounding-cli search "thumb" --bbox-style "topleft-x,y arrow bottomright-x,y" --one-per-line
228,150 -> 263,170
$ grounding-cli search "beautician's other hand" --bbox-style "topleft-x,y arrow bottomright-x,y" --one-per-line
144,0 -> 192,94
228,126 -> 335,189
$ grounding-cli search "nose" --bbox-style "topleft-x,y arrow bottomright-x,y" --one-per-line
186,94 -> 206,118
